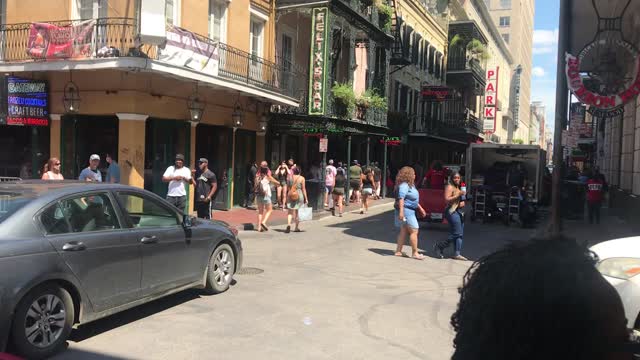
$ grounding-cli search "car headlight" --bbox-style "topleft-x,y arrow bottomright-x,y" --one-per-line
597,257 -> 640,280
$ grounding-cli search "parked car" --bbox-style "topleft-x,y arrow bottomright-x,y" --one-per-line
0,181 -> 243,359
590,237 -> 640,330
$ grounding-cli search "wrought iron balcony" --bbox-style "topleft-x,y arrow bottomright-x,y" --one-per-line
0,17 -> 301,99
442,111 -> 481,133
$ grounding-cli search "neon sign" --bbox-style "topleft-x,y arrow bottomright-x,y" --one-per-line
308,8 -> 329,116
5,77 -> 49,127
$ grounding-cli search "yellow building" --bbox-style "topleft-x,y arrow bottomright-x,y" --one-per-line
0,0 -> 299,210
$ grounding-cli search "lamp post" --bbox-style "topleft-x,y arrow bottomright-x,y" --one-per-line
257,112 -> 268,137
63,80 -> 81,114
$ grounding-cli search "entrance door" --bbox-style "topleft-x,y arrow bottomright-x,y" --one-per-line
144,119 -> 190,200
195,124 -> 232,210
61,115 -> 118,180
233,129 -> 256,207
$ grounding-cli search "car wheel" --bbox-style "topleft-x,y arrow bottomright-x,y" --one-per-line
11,284 -> 74,360
204,244 -> 236,294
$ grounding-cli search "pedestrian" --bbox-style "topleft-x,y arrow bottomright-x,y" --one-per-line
285,166 -> 308,233
373,162 -> 382,199
423,160 -> 446,189
394,166 -> 426,260
275,161 -> 289,210
193,158 -> 217,219
162,154 -> 193,213
325,159 -> 337,208
451,237 -> 633,360
245,161 -> 258,209
360,166 -> 376,214
349,160 -> 363,204
41,158 -> 64,180
255,166 -> 280,231
332,168 -> 347,217
259,160 -> 273,176
105,153 -> 121,183
435,171 -> 468,261
79,154 -> 103,182
586,171 -> 605,225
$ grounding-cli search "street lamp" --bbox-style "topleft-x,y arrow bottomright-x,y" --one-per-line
63,79 -> 81,114
257,112 -> 268,136
231,101 -> 244,128
188,83 -> 205,122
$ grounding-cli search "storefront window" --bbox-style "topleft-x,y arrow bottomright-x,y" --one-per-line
0,125 -> 49,179
144,119 -> 190,197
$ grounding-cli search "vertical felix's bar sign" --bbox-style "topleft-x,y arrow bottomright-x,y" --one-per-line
308,7 -> 329,116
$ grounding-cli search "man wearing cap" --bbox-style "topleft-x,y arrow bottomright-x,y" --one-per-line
162,154 -> 194,213
79,154 -> 103,182
349,160 -> 363,204
324,159 -> 337,208
193,158 -> 217,219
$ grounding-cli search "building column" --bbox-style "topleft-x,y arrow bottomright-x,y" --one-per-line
50,114 -> 62,160
189,121 -> 198,214
116,113 -> 148,188
256,135 -> 266,164
634,101 -> 640,195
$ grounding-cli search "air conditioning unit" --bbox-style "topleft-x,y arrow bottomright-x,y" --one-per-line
139,0 -> 166,45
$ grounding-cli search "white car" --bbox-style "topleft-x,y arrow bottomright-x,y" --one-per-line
590,237 -> 640,329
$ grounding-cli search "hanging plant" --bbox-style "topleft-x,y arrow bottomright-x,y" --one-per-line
376,3 -> 393,31
466,38 -> 490,61
364,89 -> 388,111
332,82 -> 356,118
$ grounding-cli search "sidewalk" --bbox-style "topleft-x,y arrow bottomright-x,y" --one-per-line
213,197 -> 394,231
551,207 -> 637,247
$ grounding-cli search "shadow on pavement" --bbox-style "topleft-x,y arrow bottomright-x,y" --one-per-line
53,347 -> 134,360
332,209 -> 539,262
70,290 -> 202,343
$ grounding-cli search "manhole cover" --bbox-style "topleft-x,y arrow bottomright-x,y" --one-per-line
237,267 -> 264,275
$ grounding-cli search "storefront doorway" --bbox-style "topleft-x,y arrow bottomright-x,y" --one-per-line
61,115 -> 118,180
196,124 -> 232,210
233,129 -> 256,207
144,118 -> 191,198
0,124 -> 49,178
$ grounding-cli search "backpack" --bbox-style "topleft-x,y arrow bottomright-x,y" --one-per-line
288,176 -> 300,202
255,176 -> 269,197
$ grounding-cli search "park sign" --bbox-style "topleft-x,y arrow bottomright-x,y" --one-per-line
308,7 -> 329,116
483,67 -> 499,133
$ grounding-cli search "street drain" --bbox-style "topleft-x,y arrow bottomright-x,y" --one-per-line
237,267 -> 264,275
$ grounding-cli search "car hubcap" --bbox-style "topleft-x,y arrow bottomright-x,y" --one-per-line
213,249 -> 233,286
24,294 -> 66,348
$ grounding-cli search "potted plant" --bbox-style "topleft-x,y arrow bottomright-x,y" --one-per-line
368,90 -> 388,111
355,92 -> 371,121
331,82 -> 356,119
376,2 -> 393,32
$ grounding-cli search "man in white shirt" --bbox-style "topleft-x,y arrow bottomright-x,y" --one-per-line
162,154 -> 193,213
324,159 -> 337,208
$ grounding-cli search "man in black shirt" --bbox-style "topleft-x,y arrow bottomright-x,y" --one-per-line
246,162 -> 258,209
194,158 -> 217,219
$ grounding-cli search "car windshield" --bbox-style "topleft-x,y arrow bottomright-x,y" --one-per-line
0,191 -> 33,223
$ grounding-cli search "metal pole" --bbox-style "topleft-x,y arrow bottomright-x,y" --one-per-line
322,136 -> 327,184
551,0 -> 571,236
366,136 -> 370,166
346,135 -> 352,206
383,139 -> 388,199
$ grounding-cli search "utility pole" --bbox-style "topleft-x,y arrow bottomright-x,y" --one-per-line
551,0 -> 571,236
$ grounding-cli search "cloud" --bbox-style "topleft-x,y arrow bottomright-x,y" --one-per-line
532,67 -> 546,77
533,29 -> 558,55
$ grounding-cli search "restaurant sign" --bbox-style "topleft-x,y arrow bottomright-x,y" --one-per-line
3,77 -> 49,127
308,7 -> 330,116
421,86 -> 452,101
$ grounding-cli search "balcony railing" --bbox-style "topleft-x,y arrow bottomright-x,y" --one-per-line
443,111 -> 481,132
271,87 -> 388,128
0,18 -> 302,99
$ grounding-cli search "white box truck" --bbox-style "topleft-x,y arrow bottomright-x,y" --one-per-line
465,143 -> 547,203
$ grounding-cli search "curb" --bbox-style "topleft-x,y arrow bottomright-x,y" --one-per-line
235,199 -> 394,231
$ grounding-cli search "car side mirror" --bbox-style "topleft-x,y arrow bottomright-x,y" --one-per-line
182,215 -> 193,238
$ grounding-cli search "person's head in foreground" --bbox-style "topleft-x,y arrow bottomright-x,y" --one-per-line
451,237 -> 635,360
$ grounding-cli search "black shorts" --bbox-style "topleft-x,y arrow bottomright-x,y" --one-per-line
196,201 -> 212,219
350,180 -> 361,191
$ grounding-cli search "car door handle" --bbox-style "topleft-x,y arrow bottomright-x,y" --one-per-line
140,236 -> 159,244
62,242 -> 86,251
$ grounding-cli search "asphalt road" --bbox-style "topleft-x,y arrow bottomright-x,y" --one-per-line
53,203 -> 538,360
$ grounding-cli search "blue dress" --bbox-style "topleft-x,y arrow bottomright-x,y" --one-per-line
394,182 -> 420,229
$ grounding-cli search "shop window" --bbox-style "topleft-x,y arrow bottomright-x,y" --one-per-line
500,0 -> 511,8
502,33 -> 510,44
499,16 -> 510,27
209,0 -> 227,42
0,125 -> 49,179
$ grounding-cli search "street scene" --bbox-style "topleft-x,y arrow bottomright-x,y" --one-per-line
1,0 -> 640,359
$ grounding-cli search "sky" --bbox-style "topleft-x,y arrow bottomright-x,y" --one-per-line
530,0 -> 560,134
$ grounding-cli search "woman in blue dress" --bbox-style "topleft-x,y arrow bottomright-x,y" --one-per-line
394,166 -> 427,260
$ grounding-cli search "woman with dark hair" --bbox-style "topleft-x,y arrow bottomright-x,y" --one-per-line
275,161 -> 289,210
255,167 -> 280,232
451,237 -> 632,360
436,171 -> 467,260
332,168 -> 347,217
394,166 -> 427,260
360,167 -> 376,214
286,166 -> 308,233
41,158 -> 64,180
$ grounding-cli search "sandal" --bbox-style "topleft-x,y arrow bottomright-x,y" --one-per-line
412,253 -> 426,260
261,223 -> 269,231
285,226 -> 291,233
394,252 -> 407,257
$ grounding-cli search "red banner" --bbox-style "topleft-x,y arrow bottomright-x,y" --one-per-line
26,20 -> 96,60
